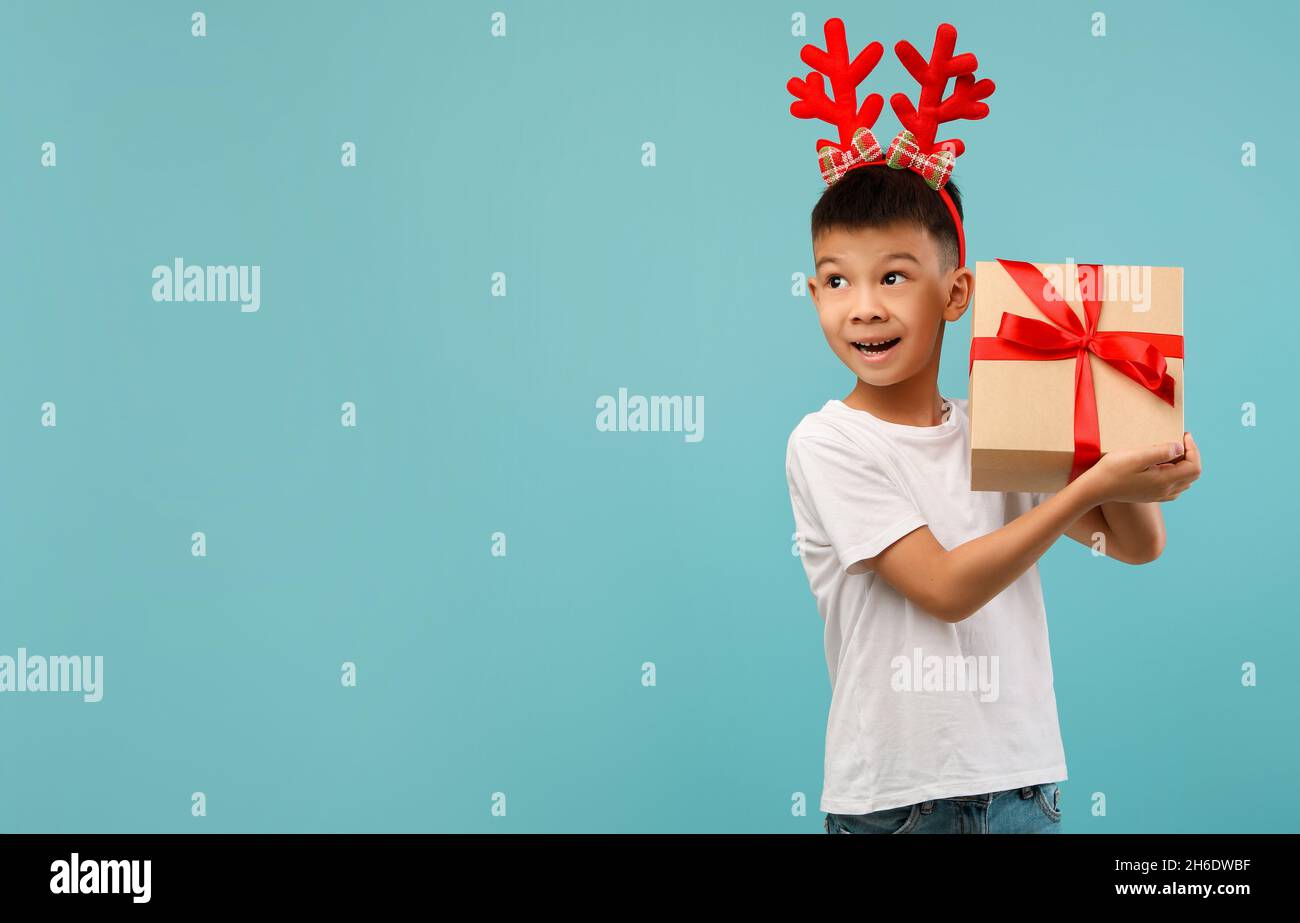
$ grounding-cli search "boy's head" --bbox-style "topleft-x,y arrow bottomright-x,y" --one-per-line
806,165 -> 974,388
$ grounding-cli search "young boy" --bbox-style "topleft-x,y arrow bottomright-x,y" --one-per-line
784,165 -> 1203,833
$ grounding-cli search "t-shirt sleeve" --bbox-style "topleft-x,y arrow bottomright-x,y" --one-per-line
787,435 -> 928,575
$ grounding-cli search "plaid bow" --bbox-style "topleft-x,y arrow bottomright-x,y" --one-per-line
818,127 -> 956,190
884,129 -> 955,190
817,126 -> 883,184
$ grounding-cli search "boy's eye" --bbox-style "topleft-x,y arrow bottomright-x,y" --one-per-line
826,274 -> 846,289
882,271 -> 906,285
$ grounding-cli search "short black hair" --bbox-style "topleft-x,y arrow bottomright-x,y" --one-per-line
810,165 -> 964,271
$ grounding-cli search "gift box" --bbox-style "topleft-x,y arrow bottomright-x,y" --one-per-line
968,258 -> 1184,493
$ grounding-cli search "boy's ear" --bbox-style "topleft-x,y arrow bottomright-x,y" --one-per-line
943,266 -> 974,321
807,274 -> 820,309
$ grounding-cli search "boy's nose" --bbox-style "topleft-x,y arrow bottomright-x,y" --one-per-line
852,299 -> 888,322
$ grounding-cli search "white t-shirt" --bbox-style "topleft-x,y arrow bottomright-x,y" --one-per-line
785,395 -> 1068,815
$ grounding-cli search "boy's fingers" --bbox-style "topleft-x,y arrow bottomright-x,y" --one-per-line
1138,441 -> 1185,469
1184,432 -> 1203,473
1174,458 -> 1203,486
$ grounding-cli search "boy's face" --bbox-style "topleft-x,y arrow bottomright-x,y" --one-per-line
807,221 -> 973,388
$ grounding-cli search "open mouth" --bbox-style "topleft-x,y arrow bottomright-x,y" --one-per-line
852,337 -> 901,361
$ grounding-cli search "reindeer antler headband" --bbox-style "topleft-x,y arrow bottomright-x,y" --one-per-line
787,19 -> 995,268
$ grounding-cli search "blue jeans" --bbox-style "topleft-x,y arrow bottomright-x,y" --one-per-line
824,782 -> 1062,834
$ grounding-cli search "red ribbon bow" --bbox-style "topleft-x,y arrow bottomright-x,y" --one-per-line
968,259 -> 1184,483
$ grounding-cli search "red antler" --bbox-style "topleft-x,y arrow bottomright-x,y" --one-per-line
787,17 -> 884,152
890,23 -> 994,157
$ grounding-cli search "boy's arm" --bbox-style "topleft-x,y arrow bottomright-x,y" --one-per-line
858,437 -> 1197,622
1059,500 -> 1165,564
861,472 -> 1108,623
1056,441 -> 1189,562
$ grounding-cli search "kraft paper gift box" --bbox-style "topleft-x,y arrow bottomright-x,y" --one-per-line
968,258 -> 1184,493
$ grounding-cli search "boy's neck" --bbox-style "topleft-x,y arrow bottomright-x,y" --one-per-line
841,379 -> 949,428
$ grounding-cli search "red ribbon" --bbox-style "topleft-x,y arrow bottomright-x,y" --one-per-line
968,259 -> 1184,483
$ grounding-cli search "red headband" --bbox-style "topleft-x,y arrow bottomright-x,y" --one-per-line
787,19 -> 995,268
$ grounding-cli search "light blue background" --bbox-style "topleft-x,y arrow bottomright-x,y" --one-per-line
1,0 -> 1295,833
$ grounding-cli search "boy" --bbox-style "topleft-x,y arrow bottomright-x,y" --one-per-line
784,165 -> 1203,833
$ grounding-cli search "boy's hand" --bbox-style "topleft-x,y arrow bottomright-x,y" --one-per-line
1080,432 -> 1202,505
